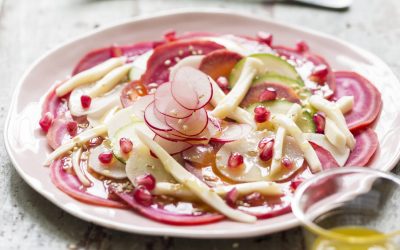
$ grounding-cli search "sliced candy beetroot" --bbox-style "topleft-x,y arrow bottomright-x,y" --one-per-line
199,49 -> 242,80
273,45 -> 336,92
171,67 -> 212,110
46,117 -> 71,150
165,108 -> 208,136
42,83 -> 69,118
153,136 -> 192,155
345,128 -> 378,167
72,42 -> 154,75
110,187 -> 224,226
141,40 -> 224,85
240,83 -> 300,108
154,82 -> 193,119
50,159 -> 126,208
333,71 -> 382,131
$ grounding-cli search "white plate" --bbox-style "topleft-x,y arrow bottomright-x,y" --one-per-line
5,10 -> 400,239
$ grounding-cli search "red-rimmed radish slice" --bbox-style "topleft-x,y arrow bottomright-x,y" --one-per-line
46,117 -> 71,150
345,128 -> 378,167
310,142 -> 340,170
50,159 -> 126,208
333,71 -> 382,131
141,40 -> 224,85
131,95 -> 154,120
153,135 -> 192,155
211,123 -> 252,143
171,67 -> 213,110
144,102 -> 171,131
110,187 -> 224,225
273,45 -> 336,92
154,82 -> 193,118
148,126 -> 188,141
240,83 -> 300,107
165,108 -> 208,136
199,49 -> 243,80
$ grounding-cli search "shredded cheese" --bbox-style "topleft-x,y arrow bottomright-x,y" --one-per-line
336,96 -> 354,114
309,95 -> 355,149
44,125 -> 107,165
55,57 -> 126,97
270,103 -> 302,176
86,64 -> 132,98
211,57 -> 263,119
273,115 -> 322,173
210,78 -> 256,128
324,118 -> 346,152
135,129 -> 256,223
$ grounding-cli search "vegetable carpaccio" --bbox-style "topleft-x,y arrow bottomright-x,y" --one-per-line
39,31 -> 382,225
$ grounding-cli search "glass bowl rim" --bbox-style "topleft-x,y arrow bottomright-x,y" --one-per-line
291,166 -> 400,244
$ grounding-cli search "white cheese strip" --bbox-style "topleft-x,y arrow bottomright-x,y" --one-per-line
304,133 -> 350,167
270,104 -> 302,175
309,95 -> 355,149
44,125 -> 107,165
211,58 -> 263,119
135,129 -> 256,223
86,64 -> 131,98
56,57 -> 126,97
273,115 -> 322,173
210,78 -> 256,127
336,96 -> 354,114
152,181 -> 283,201
324,118 -> 346,152
71,147 -> 91,186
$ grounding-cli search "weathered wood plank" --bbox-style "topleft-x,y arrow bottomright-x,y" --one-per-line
0,0 -> 399,249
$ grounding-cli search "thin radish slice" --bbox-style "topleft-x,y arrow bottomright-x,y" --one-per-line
171,67 -> 213,110
144,102 -> 172,131
333,72 -> 382,131
345,128 -> 378,167
165,108 -> 208,136
110,187 -> 224,226
149,126 -> 188,141
50,159 -> 127,208
211,123 -> 252,143
131,95 -> 154,120
154,83 -> 193,119
153,136 -> 192,155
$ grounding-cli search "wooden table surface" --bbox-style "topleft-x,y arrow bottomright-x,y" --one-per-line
1,0 -> 400,249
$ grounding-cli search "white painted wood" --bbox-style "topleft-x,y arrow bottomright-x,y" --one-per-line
1,0 -> 399,249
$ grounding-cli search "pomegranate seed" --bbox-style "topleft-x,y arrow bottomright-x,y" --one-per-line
119,137 -> 133,154
163,30 -> 176,42
226,188 -> 239,207
244,192 -> 263,206
310,64 -> 329,84
259,87 -> 277,102
98,151 -> 113,164
296,40 -> 309,52
80,95 -> 92,109
66,121 -> 78,136
259,140 -> 274,162
88,137 -> 103,147
313,112 -> 326,134
257,31 -> 273,46
133,186 -> 153,207
39,112 -> 54,133
253,106 -> 270,123
216,76 -> 229,89
290,178 -> 304,191
281,157 -> 293,168
228,152 -> 244,169
135,174 -> 156,191
258,137 -> 273,150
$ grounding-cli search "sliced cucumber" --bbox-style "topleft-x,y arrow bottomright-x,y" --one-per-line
247,100 -> 316,133
111,121 -> 154,163
229,53 -> 302,87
